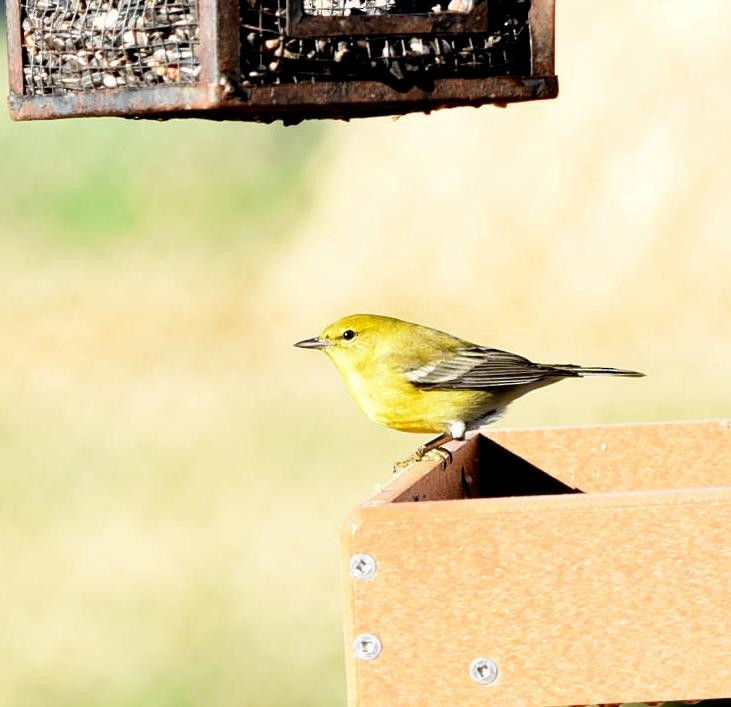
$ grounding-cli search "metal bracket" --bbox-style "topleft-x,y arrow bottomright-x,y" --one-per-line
286,0 -> 488,38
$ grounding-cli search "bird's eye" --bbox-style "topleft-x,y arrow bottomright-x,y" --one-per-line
342,329 -> 356,341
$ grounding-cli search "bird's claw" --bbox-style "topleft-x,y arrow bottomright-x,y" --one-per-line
392,458 -> 412,473
393,445 -> 452,473
418,446 -> 453,469
392,452 -> 420,473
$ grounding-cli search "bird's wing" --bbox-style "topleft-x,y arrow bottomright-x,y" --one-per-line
405,347 -> 560,389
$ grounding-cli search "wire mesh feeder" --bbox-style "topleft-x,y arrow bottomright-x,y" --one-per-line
6,0 -> 557,121
20,0 -> 201,95
241,0 -> 531,90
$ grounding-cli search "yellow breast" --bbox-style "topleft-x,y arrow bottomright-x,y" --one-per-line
335,358 -> 496,434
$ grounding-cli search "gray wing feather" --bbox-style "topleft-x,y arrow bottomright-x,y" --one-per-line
405,347 -> 564,389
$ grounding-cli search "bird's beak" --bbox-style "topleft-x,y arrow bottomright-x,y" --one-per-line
294,336 -> 330,350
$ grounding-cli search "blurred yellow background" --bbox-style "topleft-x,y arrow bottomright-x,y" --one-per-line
1,2 -> 730,706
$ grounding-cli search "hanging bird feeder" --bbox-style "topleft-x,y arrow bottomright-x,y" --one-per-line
5,0 -> 557,122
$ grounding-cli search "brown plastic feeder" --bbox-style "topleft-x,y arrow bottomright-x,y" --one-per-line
340,420 -> 731,706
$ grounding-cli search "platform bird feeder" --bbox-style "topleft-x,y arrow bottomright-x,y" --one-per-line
5,0 -> 557,122
340,420 -> 731,706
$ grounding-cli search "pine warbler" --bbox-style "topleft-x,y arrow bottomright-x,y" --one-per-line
295,314 -> 644,458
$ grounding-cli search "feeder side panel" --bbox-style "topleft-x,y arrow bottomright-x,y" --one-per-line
355,434 -> 481,509
9,84 -> 221,120
6,0 -> 24,95
488,419 -> 731,494
528,0 -> 554,75
342,487 -> 731,706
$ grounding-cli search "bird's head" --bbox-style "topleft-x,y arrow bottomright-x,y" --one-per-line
294,314 -> 407,371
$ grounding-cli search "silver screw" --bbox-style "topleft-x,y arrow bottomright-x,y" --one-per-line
353,633 -> 382,661
350,553 -> 377,581
469,657 -> 498,685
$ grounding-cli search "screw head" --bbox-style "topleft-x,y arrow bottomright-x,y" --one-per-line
469,657 -> 498,685
353,633 -> 382,661
350,553 -> 377,581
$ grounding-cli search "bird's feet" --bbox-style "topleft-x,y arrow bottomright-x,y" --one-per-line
392,445 -> 453,473
420,446 -> 453,469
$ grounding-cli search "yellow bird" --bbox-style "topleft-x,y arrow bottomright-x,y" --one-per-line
295,314 -> 644,460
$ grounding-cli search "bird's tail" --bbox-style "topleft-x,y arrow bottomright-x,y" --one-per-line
547,364 -> 645,378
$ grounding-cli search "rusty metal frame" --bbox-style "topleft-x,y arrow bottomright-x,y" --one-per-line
239,76 -> 557,121
7,0 -> 557,122
528,0 -> 554,76
286,0 -> 488,38
5,0 -> 24,97
7,0 -> 233,120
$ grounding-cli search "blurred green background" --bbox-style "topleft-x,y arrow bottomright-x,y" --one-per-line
2,2 -> 731,706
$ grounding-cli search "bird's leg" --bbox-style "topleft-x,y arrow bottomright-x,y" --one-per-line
393,433 -> 454,473
415,433 -> 453,460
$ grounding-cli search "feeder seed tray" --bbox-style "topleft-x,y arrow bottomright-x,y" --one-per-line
5,0 -> 557,121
